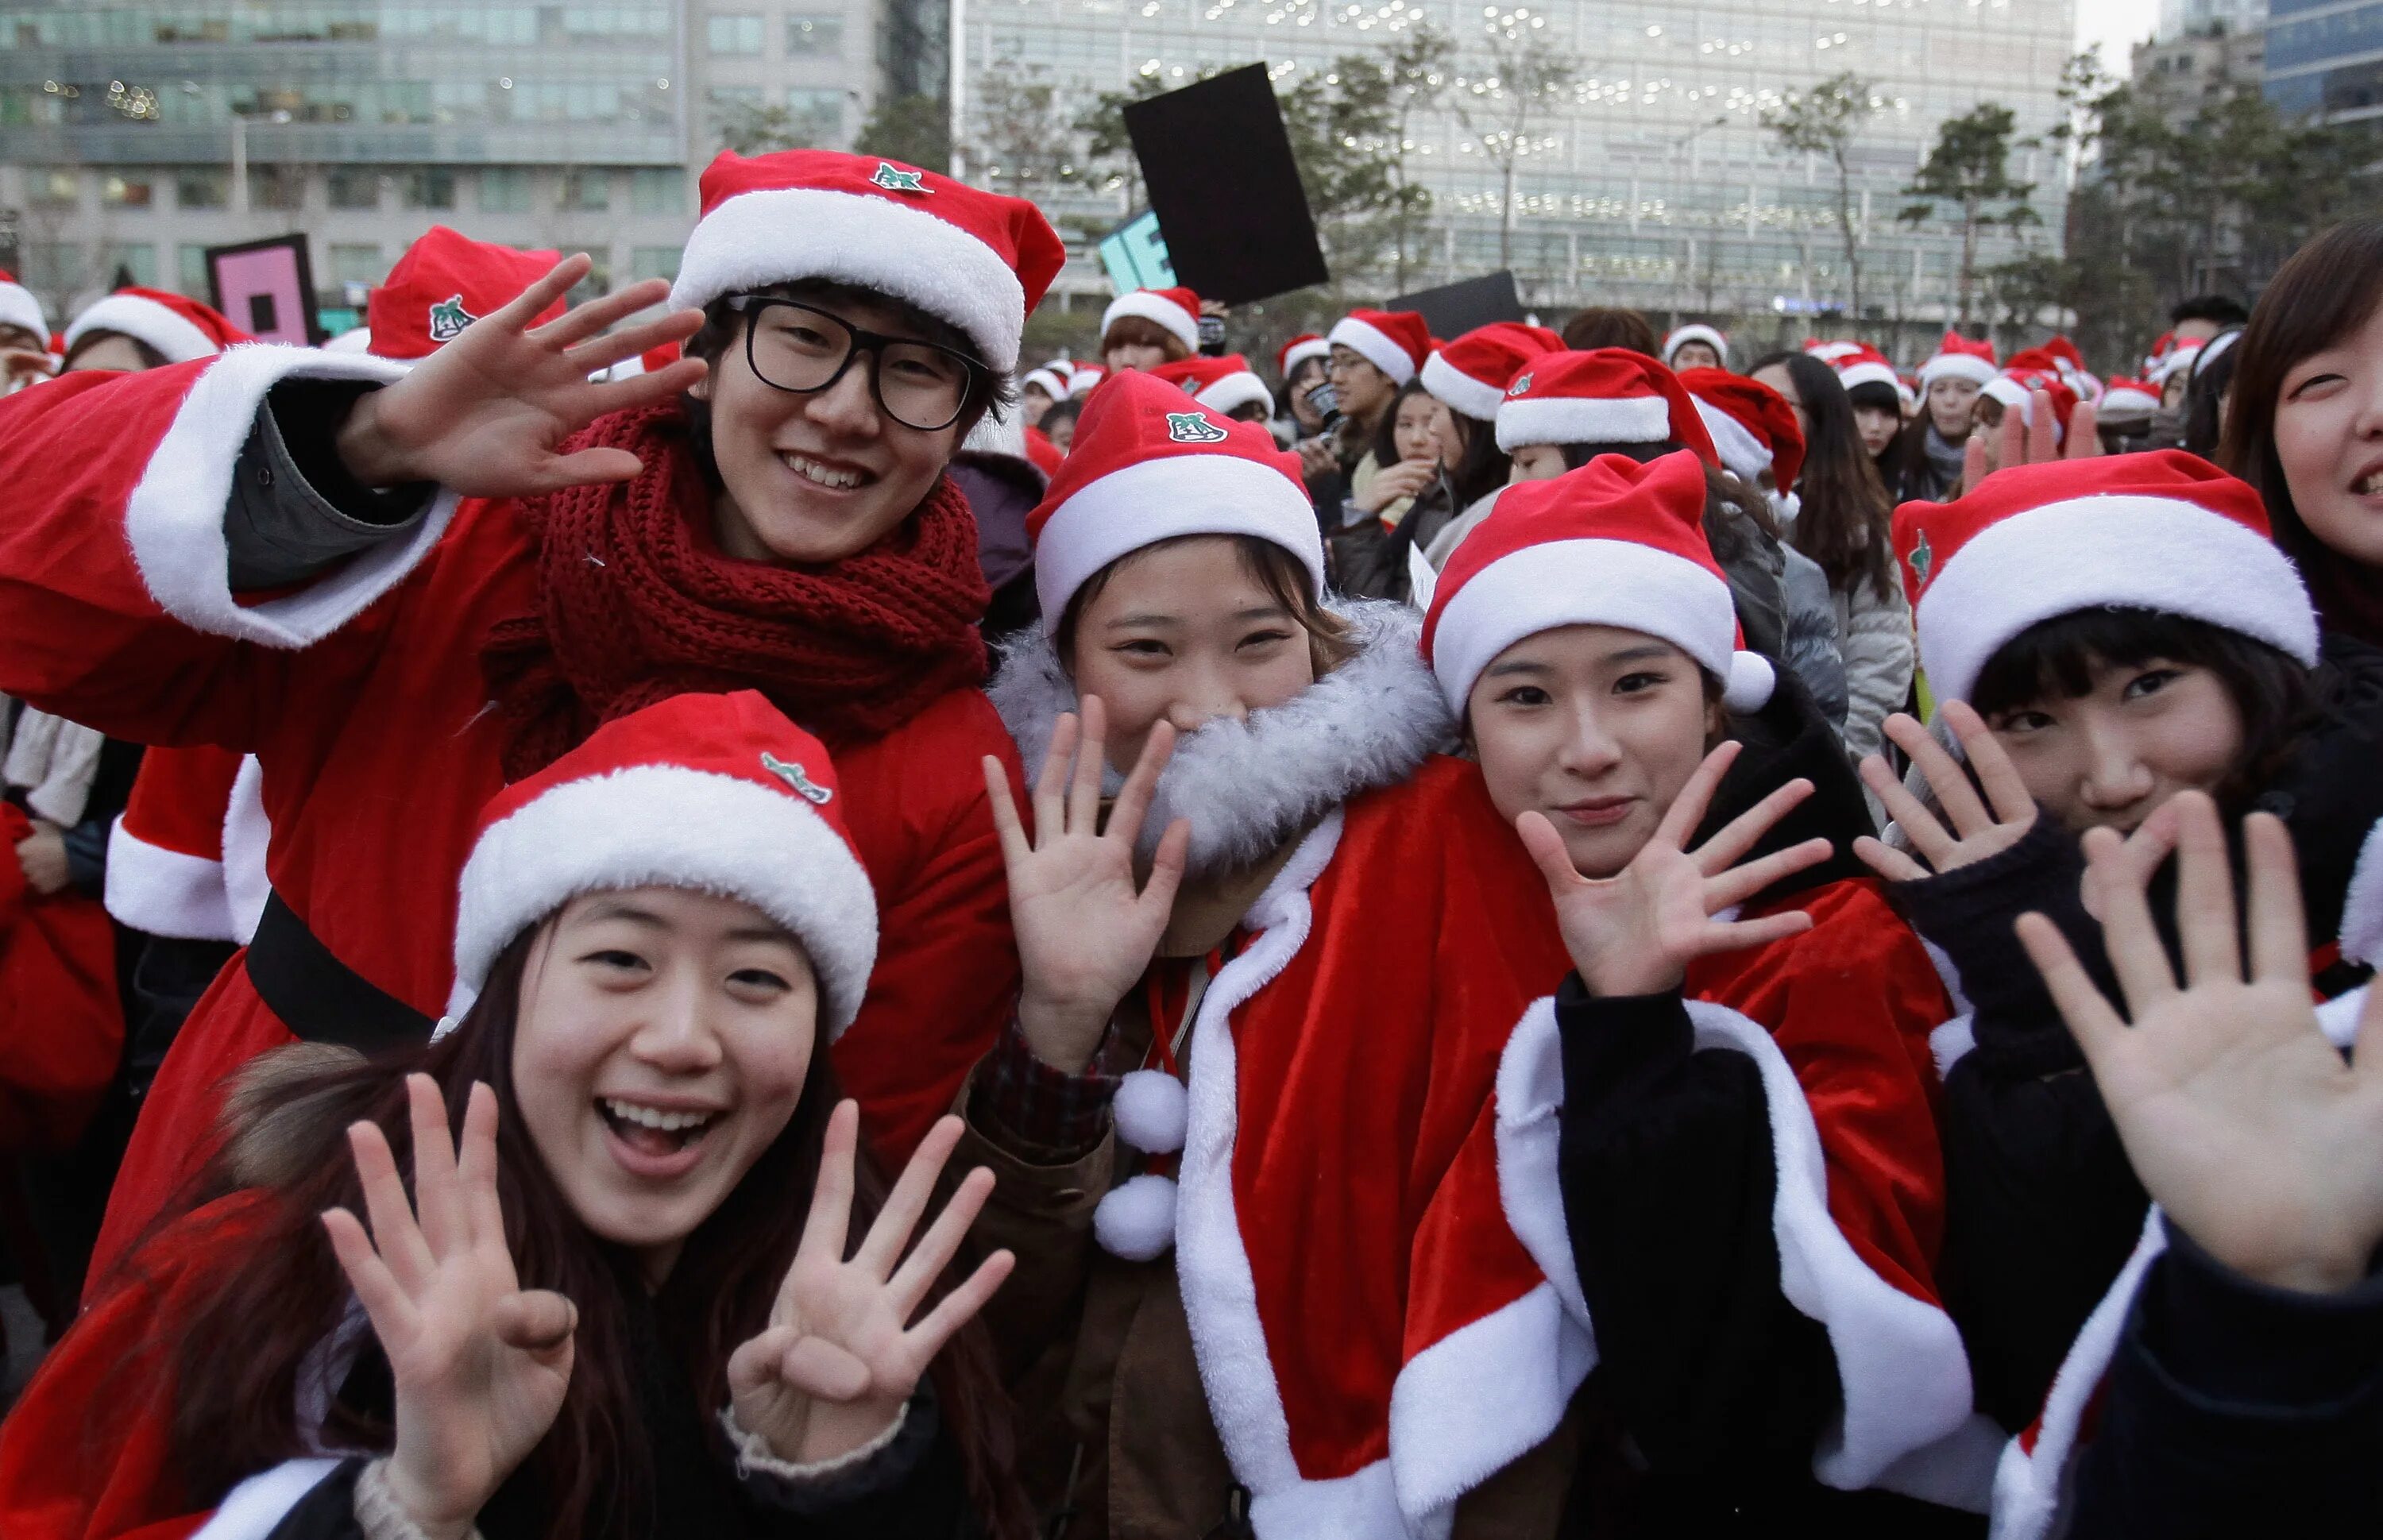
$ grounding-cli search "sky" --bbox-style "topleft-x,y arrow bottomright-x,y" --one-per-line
2076,0 -> 2163,78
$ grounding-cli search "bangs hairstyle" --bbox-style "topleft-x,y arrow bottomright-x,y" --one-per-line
1054,534 -> 1357,679
61,328 -> 170,372
1101,314 -> 1194,363
1970,607 -> 2319,810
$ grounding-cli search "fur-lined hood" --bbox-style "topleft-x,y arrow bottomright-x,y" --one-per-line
988,599 -> 1454,875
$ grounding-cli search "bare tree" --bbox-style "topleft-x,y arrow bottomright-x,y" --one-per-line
1763,71 -> 1882,321
1455,7 -> 1578,274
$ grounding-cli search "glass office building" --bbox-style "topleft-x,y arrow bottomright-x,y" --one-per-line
2266,0 -> 2383,122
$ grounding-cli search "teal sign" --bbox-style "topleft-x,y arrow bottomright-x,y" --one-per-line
1099,209 -> 1176,293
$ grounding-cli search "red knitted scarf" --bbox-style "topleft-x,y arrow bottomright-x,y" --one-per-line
481,403 -> 990,777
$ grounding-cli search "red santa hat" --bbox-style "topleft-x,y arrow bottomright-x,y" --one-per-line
1066,362 -> 1106,398
1494,348 -> 1720,465
1424,448 -> 1778,716
1979,361 -> 2080,446
2040,334 -> 2101,403
1893,450 -> 2319,709
1276,331 -> 1331,376
1661,322 -> 1730,368
1802,338 -> 1864,365
668,149 -> 1064,373
1679,367 -> 1805,491
1023,424 -> 1065,477
444,691 -> 878,1036
2098,375 -> 2161,416
1327,307 -> 1431,385
1102,285 -> 1203,353
366,226 -> 564,361
0,268 -> 46,342
1150,351 -> 1274,419
64,287 -> 249,365
1025,370 -> 1320,631
2144,329 -> 2179,375
2152,341 -> 2203,386
1420,321 -> 1563,422
1918,330 -> 1999,389
1021,361 -> 1073,401
1833,343 -> 1903,399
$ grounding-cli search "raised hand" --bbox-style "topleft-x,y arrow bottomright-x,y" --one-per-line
1960,389 -> 2101,495
1853,700 -> 2038,882
2016,793 -> 2383,1295
1517,741 -> 1833,998
983,695 -> 1190,1072
1356,457 -> 1439,514
322,1076 -> 575,1540
728,1105 -> 1013,1464
333,253 -> 708,497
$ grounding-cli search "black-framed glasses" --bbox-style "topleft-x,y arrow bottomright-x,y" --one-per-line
725,295 -> 987,432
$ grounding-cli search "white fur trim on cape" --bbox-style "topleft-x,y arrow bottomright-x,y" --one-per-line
1915,494 -> 2319,708
1327,316 -> 1418,385
224,754 -> 272,947
129,345 -> 463,649
1692,399 -> 1773,484
1929,1013 -> 1978,1081
1195,370 -> 1274,420
1663,324 -> 1728,368
1497,394 -> 1671,452
0,280 -> 46,341
1094,1171 -> 1180,1260
1921,352 -> 1998,389
990,600 -> 1454,878
669,187 -> 1029,371
1430,538 -> 1738,716
2340,820 -> 2383,967
1114,1067 -> 1189,1154
104,816 -> 235,941
1419,349 -> 1504,422
452,765 -> 879,1033
1390,1279 -> 1593,1531
189,1457 -> 345,1540
1028,455 -> 1325,631
65,293 -> 220,364
1495,994 -> 1976,1496
1103,290 -> 1200,352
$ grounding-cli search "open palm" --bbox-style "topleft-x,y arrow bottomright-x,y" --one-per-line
1854,700 -> 2038,882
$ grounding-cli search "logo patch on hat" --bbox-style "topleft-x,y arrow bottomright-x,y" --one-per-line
760,751 -> 833,805
1508,372 -> 1534,396
427,294 -> 477,342
1164,411 -> 1228,444
871,161 -> 929,195
1908,530 -> 1934,590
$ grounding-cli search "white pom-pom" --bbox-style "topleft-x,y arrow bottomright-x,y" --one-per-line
1722,651 -> 1777,712
1113,1068 -> 1189,1154
1093,1173 -> 1179,1260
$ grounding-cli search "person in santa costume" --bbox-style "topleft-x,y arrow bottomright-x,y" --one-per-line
1894,330 -> 1999,502
1148,351 -> 1273,423
1099,287 -> 1201,374
1,267 -> 55,394
959,369 -> 1587,1536
1273,332 -> 1331,440
1661,322 -> 1729,373
1434,450 -> 1985,1529
0,147 -> 1064,1291
0,691 -> 1022,1540
59,286 -> 250,373
1298,306 -> 1431,520
1847,451 -> 2383,1451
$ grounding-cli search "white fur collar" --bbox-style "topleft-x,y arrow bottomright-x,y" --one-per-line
988,600 -> 1454,876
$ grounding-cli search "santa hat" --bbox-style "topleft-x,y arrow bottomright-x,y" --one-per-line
2144,329 -> 2179,375
64,287 -> 249,364
444,691 -> 878,1035
1023,424 -> 1065,477
1893,450 -> 2319,710
1679,367 -> 1805,491
2040,334 -> 2102,403
1661,322 -> 1730,369
2098,376 -> 2161,418
2191,327 -> 2242,382
1918,330 -> 1999,389
1833,343 -> 1903,401
669,149 -> 1064,373
1066,363 -> 1106,398
0,268 -> 46,342
1802,338 -> 1864,365
1276,331 -> 1331,377
1494,348 -> 1720,466
1025,370 -> 1320,632
1980,362 -> 2080,446
1420,321 -> 1563,422
1102,286 -> 1203,353
366,226 -> 563,361
1424,449 -> 1777,716
1327,308 -> 1431,385
2152,342 -> 2203,386
1150,352 -> 1274,419
1021,362 -> 1072,400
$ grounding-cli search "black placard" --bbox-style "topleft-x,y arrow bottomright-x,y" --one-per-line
1123,64 -> 1329,304
1390,271 -> 1524,340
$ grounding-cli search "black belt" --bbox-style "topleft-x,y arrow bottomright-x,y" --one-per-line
245,890 -> 434,1056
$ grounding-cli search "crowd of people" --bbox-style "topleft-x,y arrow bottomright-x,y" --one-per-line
0,145 -> 2377,1540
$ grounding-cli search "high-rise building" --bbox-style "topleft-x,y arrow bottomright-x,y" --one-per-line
2161,0 -> 2269,42
2265,0 -> 2383,122
964,0 -> 2077,330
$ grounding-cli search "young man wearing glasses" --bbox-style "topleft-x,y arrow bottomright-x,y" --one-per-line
0,150 -> 1066,1287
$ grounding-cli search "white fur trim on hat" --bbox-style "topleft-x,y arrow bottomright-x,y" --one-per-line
0,280 -> 46,341
1838,361 -> 1900,396
1196,371 -> 1274,420
1327,316 -> 1418,384
2192,329 -> 2241,380
1692,399 -> 1772,484
1114,1067 -> 1189,1154
1662,324 -> 1728,367
1915,495 -> 2321,708
1103,291 -> 1200,353
1919,353 -> 1997,389
451,764 -> 879,1034
1093,1171 -> 1180,1260
1419,350 -> 1505,422
1431,538 -> 1740,714
1032,455 -> 1324,633
1496,395 -> 1671,453
1280,336 -> 1331,375
670,188 -> 1029,372
1979,376 -> 2033,424
65,294 -> 220,364
1021,365 -> 1069,399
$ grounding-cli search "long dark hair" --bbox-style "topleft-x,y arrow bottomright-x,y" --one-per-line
2183,328 -> 2242,457
1760,353 -> 1898,601
1368,376 -> 1435,471
129,930 -> 1025,1540
1444,408 -> 1510,509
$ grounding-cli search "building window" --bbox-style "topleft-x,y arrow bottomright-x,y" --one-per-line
249,164 -> 305,210
176,168 -> 229,209
97,242 -> 156,288
328,243 -> 384,287
629,245 -> 682,283
566,251 -> 612,307
706,14 -> 763,53
28,168 -> 78,207
630,167 -> 683,214
328,167 -> 380,210
559,168 -> 610,211
177,243 -> 210,297
101,172 -> 155,209
21,244 -> 81,293
786,88 -> 843,145
786,14 -> 843,55
402,168 -> 457,210
478,167 -> 534,213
